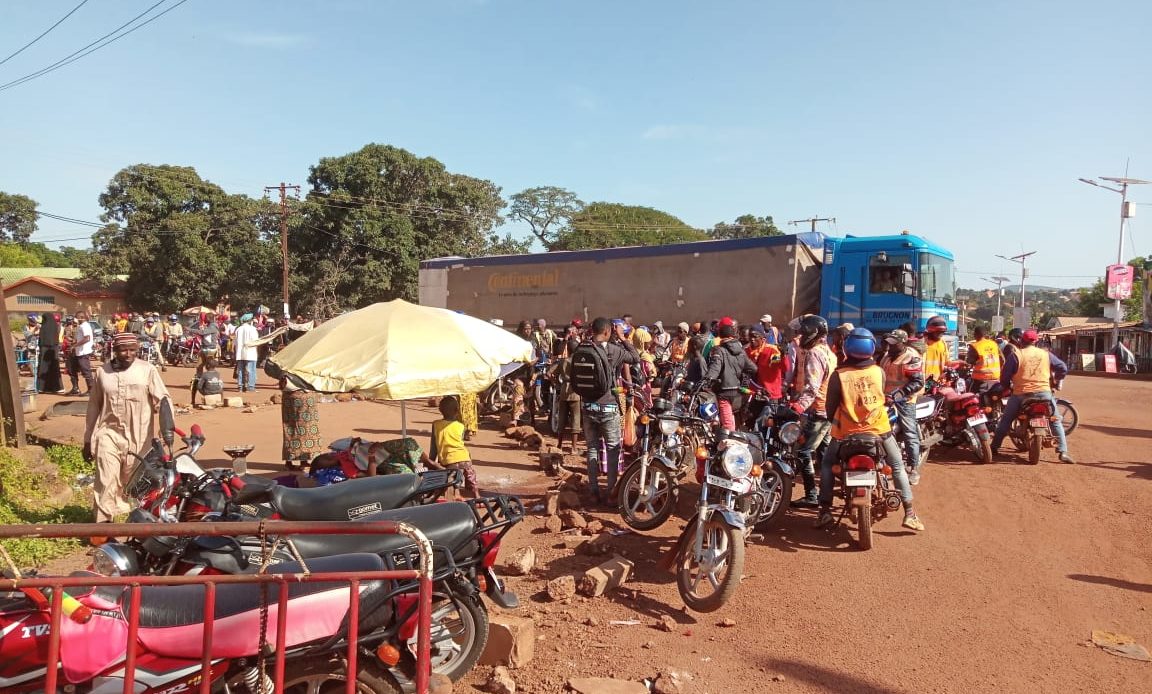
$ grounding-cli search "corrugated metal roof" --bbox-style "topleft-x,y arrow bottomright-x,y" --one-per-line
0,267 -> 82,283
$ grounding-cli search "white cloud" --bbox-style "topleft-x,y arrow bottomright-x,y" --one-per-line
223,32 -> 311,49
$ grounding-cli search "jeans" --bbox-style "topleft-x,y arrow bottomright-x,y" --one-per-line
893,399 -> 922,470
819,435 -> 913,510
582,406 -> 622,499
797,416 -> 831,494
236,360 -> 257,392
991,392 -> 1067,453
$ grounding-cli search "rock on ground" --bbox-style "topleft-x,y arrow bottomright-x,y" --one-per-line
566,677 -> 648,694
479,615 -> 536,668
546,575 -> 577,601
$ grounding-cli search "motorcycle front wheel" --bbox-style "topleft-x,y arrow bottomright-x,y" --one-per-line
755,467 -> 791,528
676,516 -> 744,613
406,589 -> 489,682
281,654 -> 402,693
618,460 -> 677,531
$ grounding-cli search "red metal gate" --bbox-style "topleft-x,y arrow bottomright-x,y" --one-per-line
0,519 -> 433,694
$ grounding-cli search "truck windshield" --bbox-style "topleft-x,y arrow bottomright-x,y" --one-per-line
918,253 -> 955,304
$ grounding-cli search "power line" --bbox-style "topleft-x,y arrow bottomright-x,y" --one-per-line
0,0 -> 192,93
0,0 -> 91,68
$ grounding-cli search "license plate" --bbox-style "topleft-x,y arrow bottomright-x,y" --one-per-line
966,415 -> 987,426
705,474 -> 742,492
844,470 -> 875,487
1029,417 -> 1049,428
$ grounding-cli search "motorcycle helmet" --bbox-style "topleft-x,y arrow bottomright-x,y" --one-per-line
698,401 -> 719,421
1008,327 -> 1023,344
924,315 -> 948,336
796,314 -> 829,349
843,327 -> 878,360
1020,328 -> 1039,345
169,314 -> 178,321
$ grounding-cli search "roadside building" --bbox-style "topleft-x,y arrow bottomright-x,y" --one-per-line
3,274 -> 128,318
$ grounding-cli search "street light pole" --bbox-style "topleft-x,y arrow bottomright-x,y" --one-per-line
981,275 -> 1011,325
1078,175 -> 1150,346
995,252 -> 1036,325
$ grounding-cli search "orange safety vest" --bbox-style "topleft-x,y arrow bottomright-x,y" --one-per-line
832,364 -> 892,439
969,338 -> 1002,381
923,338 -> 948,380
1012,345 -> 1051,394
794,343 -> 837,415
879,346 -> 923,397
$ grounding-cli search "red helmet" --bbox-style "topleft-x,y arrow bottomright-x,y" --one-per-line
924,315 -> 948,335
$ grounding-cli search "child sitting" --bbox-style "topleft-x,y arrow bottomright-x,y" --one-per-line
191,359 -> 224,406
423,396 -> 479,498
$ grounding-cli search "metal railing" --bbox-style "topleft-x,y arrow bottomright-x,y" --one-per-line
0,519 -> 434,694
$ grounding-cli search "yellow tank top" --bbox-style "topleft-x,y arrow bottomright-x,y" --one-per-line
969,338 -> 1002,381
923,339 -> 948,380
832,365 -> 892,439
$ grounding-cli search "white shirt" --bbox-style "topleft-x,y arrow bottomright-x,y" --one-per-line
75,321 -> 95,356
234,323 -> 260,361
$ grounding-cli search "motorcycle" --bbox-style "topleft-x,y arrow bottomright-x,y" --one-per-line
617,398 -> 696,530
828,434 -> 903,551
1,552 -> 410,693
748,397 -> 803,527
1002,389 -> 1059,465
138,337 -> 166,372
658,426 -> 764,612
916,365 -> 993,464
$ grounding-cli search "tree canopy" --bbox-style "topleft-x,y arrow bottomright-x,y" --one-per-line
1075,256 -> 1147,321
710,213 -> 782,240
553,202 -> 706,250
0,191 -> 38,243
507,186 -> 583,250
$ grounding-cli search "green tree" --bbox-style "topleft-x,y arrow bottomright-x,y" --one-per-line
507,186 -> 583,250
710,213 -> 782,240
1075,257 -> 1147,321
553,202 -> 706,250
0,192 -> 38,243
85,164 -> 277,312
483,231 -> 533,256
294,144 -> 505,316
0,243 -> 41,267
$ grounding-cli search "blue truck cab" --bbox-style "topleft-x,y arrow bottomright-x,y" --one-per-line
819,233 -> 958,338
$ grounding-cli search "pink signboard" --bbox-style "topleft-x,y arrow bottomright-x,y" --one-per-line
1106,264 -> 1134,300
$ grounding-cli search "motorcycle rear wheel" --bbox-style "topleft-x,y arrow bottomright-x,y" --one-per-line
676,516 -> 744,613
855,501 -> 873,551
1027,432 -> 1042,465
618,461 -> 677,531
406,589 -> 489,682
281,654 -> 402,693
1056,400 -> 1078,436
755,468 -> 791,528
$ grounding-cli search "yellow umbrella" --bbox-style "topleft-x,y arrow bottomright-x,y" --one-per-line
268,299 -> 532,400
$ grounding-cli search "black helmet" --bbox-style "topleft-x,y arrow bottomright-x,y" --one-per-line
1008,327 -> 1024,344
797,314 -> 829,349
925,315 -> 948,335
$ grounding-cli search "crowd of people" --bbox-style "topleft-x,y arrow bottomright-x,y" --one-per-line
503,310 -> 1077,536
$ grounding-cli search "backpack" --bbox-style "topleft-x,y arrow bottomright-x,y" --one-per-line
570,340 -> 613,401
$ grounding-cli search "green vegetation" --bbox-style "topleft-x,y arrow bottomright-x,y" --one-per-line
0,445 -> 94,569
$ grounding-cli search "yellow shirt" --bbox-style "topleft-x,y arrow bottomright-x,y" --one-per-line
923,338 -> 949,381
432,419 -> 470,465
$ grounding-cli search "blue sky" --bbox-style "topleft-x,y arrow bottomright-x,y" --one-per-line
2,0 -> 1149,288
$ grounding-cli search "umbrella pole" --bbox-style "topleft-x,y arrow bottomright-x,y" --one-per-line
401,400 -> 407,439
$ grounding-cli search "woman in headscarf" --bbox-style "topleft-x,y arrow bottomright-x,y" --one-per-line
458,391 -> 480,440
36,312 -> 64,394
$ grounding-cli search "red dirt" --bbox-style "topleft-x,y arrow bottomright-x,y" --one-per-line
24,370 -> 1152,693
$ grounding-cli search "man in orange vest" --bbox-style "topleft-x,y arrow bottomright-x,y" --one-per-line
965,325 -> 1002,393
878,329 -> 925,484
788,314 -> 837,507
922,315 -> 950,382
816,328 -> 923,531
990,329 -> 1073,463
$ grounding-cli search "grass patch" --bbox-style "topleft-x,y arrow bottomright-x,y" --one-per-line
0,445 -> 94,569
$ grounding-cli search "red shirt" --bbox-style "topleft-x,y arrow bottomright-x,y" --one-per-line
746,343 -> 785,399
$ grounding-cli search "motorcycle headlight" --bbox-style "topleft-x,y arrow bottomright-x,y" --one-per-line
91,543 -> 141,577
721,443 -> 754,479
779,421 -> 802,445
659,418 -> 679,436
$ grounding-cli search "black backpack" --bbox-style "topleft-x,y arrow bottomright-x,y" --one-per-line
570,340 -> 613,401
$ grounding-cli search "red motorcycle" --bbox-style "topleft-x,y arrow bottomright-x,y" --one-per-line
919,365 -> 994,464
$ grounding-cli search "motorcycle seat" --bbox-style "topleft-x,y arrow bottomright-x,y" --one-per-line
135,554 -> 395,659
288,502 -> 480,562
271,473 -> 424,520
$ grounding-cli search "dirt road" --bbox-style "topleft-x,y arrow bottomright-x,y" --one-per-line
24,369 -> 1152,693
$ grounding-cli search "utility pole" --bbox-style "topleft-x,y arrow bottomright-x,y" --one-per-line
787,216 -> 836,233
981,275 -> 1011,330
264,182 -> 300,318
1078,174 -> 1150,346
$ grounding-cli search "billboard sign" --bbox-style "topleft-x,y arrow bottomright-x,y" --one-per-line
1106,264 -> 1135,300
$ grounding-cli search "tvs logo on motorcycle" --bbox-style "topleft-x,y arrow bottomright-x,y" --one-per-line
347,502 -> 382,520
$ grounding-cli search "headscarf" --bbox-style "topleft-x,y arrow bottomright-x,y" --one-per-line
39,313 -> 61,347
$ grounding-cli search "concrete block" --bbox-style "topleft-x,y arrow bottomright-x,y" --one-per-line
579,555 -> 634,597
479,614 -> 536,668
